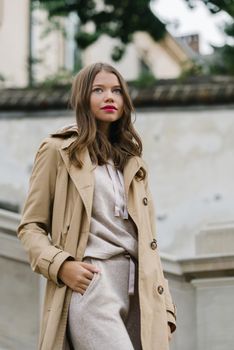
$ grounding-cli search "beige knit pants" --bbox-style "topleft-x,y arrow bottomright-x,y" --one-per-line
68,254 -> 142,350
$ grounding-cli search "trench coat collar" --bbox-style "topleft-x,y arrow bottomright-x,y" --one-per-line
123,156 -> 146,194
58,133 -> 146,217
59,136 -> 95,220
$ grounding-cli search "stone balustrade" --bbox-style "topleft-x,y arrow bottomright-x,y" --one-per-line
1,208 -> 234,350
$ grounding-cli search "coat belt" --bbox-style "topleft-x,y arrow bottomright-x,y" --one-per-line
123,251 -> 136,296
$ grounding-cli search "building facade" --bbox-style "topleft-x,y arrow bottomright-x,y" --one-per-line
0,0 -> 30,87
0,1 -> 195,87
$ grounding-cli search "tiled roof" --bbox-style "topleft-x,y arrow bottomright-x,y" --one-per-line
0,86 -> 71,111
0,76 -> 234,111
130,76 -> 234,107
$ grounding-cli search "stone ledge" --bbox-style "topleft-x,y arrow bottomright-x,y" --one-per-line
1,75 -> 234,111
2,208 -> 234,281
177,254 -> 234,281
0,232 -> 28,263
191,276 -> 234,288
0,209 -> 20,235
161,251 -> 234,281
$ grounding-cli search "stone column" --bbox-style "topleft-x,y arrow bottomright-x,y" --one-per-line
191,277 -> 234,350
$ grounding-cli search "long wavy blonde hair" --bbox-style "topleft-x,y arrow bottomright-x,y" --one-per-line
69,62 -> 143,172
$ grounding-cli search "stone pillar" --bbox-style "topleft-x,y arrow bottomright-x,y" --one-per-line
191,277 -> 234,350
0,209 -> 40,350
165,275 -> 197,350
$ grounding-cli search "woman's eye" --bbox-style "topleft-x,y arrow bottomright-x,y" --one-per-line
92,88 -> 103,93
113,88 -> 122,94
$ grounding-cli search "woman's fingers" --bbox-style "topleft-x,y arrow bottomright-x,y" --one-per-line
81,276 -> 94,287
80,261 -> 100,273
58,260 -> 100,291
74,286 -> 86,295
73,277 -> 95,294
78,281 -> 92,294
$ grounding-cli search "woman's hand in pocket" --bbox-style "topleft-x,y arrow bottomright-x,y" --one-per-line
58,260 -> 100,293
168,324 -> 172,342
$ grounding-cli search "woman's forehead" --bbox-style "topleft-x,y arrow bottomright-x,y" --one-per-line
92,70 -> 120,86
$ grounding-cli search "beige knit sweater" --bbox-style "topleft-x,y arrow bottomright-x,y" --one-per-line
84,161 -> 138,261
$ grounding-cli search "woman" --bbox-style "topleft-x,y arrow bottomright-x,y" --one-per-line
18,62 -> 176,350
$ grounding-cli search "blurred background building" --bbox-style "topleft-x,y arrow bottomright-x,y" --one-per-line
0,0 -> 198,86
0,0 -> 234,349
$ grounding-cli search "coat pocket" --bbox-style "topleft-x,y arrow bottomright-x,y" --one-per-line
60,224 -> 70,248
82,258 -> 100,299
73,258 -> 100,305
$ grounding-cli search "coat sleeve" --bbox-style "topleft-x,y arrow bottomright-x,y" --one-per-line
18,138 -> 73,286
144,170 -> 177,333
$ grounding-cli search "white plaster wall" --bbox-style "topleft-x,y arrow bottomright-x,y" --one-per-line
0,106 -> 233,257
134,32 -> 183,79
32,9 -> 66,82
82,32 -> 185,80
0,112 -> 74,206
0,0 -> 29,87
82,34 -> 140,81
137,107 -> 234,256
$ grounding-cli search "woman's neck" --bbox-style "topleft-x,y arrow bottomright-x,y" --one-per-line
96,121 -> 110,138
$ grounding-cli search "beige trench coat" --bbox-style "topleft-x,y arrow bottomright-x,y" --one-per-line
18,126 -> 176,350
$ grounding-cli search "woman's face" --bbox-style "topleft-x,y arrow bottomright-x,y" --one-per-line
90,70 -> 124,134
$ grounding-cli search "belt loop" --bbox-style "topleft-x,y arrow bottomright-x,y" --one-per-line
128,257 -> 135,296
124,251 -> 135,296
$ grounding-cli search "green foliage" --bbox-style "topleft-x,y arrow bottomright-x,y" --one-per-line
38,68 -> 73,88
208,17 -> 234,75
185,0 -> 234,16
32,0 -> 166,61
179,60 -> 206,80
209,44 -> 234,75
111,44 -> 126,61
32,0 -> 234,74
75,31 -> 100,49
131,70 -> 156,88
185,0 -> 234,75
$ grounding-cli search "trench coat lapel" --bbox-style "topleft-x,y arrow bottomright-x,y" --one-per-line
123,156 -> 146,195
59,137 -> 95,219
59,134 -> 146,219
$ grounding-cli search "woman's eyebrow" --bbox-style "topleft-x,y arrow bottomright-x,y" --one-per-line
92,84 -> 121,88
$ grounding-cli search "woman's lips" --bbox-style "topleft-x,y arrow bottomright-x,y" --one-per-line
101,105 -> 117,111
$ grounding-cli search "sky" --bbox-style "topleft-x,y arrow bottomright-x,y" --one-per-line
152,0 -> 231,54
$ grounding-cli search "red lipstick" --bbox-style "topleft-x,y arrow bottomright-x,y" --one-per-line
101,105 -> 117,111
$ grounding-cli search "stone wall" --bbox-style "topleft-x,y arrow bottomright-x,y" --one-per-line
0,210 -> 40,349
1,105 -> 233,257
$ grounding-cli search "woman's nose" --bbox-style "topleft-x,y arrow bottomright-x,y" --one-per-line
104,89 -> 114,101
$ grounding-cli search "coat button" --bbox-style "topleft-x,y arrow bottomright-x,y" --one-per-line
150,239 -> 157,250
157,285 -> 164,295
143,197 -> 148,205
